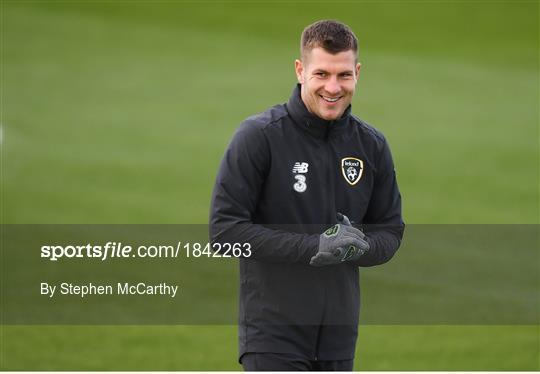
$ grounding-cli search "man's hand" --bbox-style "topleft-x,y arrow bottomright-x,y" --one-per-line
310,213 -> 369,267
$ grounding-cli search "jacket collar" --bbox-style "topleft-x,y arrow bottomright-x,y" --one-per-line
286,84 -> 352,140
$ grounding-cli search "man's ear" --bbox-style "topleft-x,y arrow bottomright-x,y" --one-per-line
295,59 -> 304,84
355,62 -> 361,81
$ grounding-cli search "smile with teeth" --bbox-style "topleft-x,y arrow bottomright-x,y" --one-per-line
321,95 -> 341,103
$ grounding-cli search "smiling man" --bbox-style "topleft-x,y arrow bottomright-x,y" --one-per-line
295,31 -> 360,121
210,20 -> 404,371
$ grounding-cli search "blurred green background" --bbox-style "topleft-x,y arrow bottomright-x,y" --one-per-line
1,0 -> 538,370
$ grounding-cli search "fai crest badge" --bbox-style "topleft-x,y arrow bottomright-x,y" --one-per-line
341,157 -> 363,186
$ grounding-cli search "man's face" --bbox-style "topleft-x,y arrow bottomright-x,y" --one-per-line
295,47 -> 361,121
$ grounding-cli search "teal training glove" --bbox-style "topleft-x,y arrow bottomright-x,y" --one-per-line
310,213 -> 370,267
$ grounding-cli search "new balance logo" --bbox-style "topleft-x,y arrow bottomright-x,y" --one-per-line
292,162 -> 309,174
292,161 -> 309,193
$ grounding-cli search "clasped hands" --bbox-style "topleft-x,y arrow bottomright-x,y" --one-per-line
310,213 -> 370,267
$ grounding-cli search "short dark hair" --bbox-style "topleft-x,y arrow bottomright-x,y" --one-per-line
301,20 -> 358,60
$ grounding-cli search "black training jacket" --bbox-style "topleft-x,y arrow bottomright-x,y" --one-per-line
210,84 -> 404,361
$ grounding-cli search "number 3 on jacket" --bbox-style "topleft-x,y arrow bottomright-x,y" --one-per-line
293,174 -> 307,193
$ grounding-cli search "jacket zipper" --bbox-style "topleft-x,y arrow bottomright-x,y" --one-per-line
326,122 -> 336,222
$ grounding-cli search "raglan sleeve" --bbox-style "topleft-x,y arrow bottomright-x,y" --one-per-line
355,137 -> 405,267
209,119 -> 319,263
